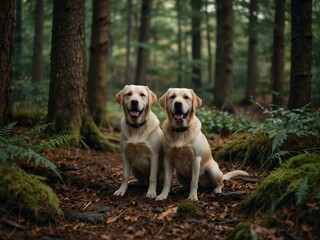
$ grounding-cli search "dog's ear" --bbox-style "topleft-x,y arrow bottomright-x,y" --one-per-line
147,87 -> 157,107
115,86 -> 127,105
191,90 -> 202,110
159,91 -> 168,109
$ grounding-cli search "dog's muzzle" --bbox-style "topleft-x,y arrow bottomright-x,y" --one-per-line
172,102 -> 188,120
128,100 -> 144,118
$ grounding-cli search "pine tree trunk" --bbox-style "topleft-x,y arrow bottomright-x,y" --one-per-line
214,0 -> 234,111
0,0 -> 14,127
88,0 -> 110,126
47,0 -> 118,151
272,0 -> 285,107
32,0 -> 44,83
125,0 -> 133,85
288,0 -> 312,109
13,0 -> 22,81
134,0 -> 152,85
244,0 -> 258,103
191,0 -> 202,90
176,0 -> 183,87
205,0 -> 213,86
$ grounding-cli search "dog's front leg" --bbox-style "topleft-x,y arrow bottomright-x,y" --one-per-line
188,156 -> 201,201
146,154 -> 158,198
114,154 -> 131,196
156,157 -> 173,201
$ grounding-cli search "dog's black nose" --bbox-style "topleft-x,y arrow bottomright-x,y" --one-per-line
131,100 -> 138,107
174,101 -> 182,110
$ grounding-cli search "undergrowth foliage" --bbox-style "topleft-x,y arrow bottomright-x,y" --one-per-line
247,103 -> 320,164
0,122 -> 81,215
197,107 -> 253,135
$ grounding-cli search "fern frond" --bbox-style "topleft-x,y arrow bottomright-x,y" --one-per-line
32,133 -> 81,152
0,122 -> 17,138
295,177 -> 310,206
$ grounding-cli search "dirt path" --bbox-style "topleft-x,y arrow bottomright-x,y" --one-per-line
1,147 -> 269,240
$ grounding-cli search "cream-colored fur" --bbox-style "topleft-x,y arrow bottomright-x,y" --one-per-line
114,85 -> 163,198
156,88 -> 248,201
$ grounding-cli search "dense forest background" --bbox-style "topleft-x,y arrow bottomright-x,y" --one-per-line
10,0 -> 320,116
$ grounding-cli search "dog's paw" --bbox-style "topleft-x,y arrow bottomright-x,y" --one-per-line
146,190 -> 157,199
156,193 -> 168,201
214,186 -> 223,193
114,189 -> 126,196
188,194 -> 198,201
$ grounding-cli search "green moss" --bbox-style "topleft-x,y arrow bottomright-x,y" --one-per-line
175,201 -> 198,219
214,133 -> 272,168
214,133 -> 320,169
227,221 -> 253,240
241,153 -> 320,213
0,164 -> 62,216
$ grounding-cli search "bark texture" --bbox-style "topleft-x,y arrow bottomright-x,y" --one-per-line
0,0 -> 15,126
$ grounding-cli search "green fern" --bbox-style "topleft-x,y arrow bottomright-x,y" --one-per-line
247,102 -> 320,164
296,177 -> 310,206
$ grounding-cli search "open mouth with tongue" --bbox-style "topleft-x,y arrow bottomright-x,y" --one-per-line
172,111 -> 188,120
128,108 -> 144,118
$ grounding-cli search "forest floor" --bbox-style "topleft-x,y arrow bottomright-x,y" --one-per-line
1,145 -> 270,240
0,102 -> 317,239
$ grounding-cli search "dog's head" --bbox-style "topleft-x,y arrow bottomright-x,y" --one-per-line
159,88 -> 202,127
116,85 -> 157,123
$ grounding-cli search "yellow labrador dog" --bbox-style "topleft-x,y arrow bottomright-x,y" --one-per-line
114,85 -> 163,198
156,88 -> 248,201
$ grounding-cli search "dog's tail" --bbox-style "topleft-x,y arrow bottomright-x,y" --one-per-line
223,170 -> 249,181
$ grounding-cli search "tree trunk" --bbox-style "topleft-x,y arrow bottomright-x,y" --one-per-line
125,0 -> 133,85
288,0 -> 312,109
31,0 -> 44,83
134,0 -> 152,85
214,0 -> 234,111
191,0 -> 202,90
13,0 -> 22,81
176,0 -> 183,87
272,0 -> 285,107
47,0 -> 118,151
205,0 -> 213,87
87,0 -> 110,126
0,0 -> 14,127
244,0 -> 258,104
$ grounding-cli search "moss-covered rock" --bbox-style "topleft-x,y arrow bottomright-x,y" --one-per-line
175,200 -> 198,219
213,133 -> 320,169
241,153 -> 320,213
0,164 -> 62,216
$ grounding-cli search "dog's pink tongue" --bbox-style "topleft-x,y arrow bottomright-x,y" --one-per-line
130,111 -> 140,117
174,113 -> 184,119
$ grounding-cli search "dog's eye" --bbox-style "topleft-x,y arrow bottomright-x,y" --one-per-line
183,95 -> 190,100
169,94 -> 176,99
126,92 -> 132,96
140,93 -> 146,97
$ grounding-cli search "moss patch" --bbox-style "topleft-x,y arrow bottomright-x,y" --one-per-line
241,153 -> 320,213
0,164 -> 62,216
175,201 -> 198,219
213,133 -> 320,169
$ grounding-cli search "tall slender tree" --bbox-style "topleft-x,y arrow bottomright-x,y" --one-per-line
244,0 -> 259,104
31,0 -> 44,83
288,0 -> 312,109
205,0 -> 213,86
47,0 -> 117,151
0,0 -> 15,126
87,0 -> 111,126
134,0 -> 152,85
214,0 -> 234,111
191,0 -> 202,90
176,0 -> 183,87
272,0 -> 285,107
125,0 -> 133,85
13,0 -> 22,81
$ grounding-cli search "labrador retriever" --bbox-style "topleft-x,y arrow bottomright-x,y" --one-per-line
114,85 -> 163,198
156,88 -> 248,201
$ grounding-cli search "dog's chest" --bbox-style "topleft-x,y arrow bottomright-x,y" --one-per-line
167,145 -> 194,163
124,142 -> 153,161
